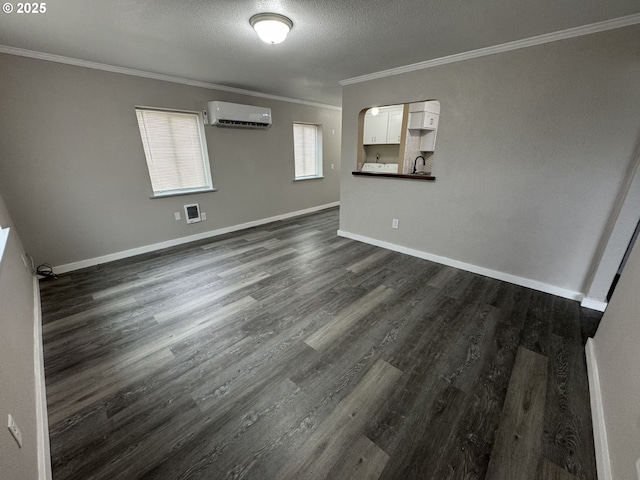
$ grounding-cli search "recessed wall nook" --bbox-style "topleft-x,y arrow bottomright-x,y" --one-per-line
353,100 -> 440,181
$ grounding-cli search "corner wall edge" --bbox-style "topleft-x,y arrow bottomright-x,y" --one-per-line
585,338 -> 613,480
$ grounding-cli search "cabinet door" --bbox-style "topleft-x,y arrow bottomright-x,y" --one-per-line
419,130 -> 437,152
363,112 -> 389,144
422,112 -> 439,130
363,113 -> 376,144
387,110 -> 402,144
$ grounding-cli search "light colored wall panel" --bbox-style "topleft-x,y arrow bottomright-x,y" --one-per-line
339,25 -> 640,295
591,227 -> 640,479
0,190 -> 47,479
583,155 -> 640,305
0,54 -> 341,267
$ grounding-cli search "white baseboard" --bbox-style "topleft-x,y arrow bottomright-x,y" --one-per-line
55,202 -> 339,274
336,229 -> 583,302
32,276 -> 52,480
581,297 -> 608,312
585,338 -> 612,480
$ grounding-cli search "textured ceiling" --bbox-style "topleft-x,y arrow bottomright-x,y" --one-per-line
0,0 -> 639,106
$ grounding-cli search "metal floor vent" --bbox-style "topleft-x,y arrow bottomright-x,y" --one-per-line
184,203 -> 201,224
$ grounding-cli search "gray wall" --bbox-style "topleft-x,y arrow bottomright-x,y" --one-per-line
339,25 -> 640,296
0,54 -> 341,268
592,226 -> 640,479
584,156 -> 640,304
0,190 -> 42,479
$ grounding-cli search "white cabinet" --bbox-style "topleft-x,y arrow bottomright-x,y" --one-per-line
363,105 -> 404,145
409,101 -> 440,115
408,100 -> 440,151
408,111 -> 439,130
387,110 -> 403,144
408,100 -> 440,131
363,111 -> 389,144
419,130 -> 437,152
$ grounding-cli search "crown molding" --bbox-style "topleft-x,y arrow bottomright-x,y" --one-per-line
0,45 -> 341,111
340,13 -> 640,86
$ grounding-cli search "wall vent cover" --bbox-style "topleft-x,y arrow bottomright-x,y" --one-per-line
184,203 -> 201,224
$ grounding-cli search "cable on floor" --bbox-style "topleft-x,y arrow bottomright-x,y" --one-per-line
36,263 -> 57,280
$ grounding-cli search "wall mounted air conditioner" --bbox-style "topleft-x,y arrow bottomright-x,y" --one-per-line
207,101 -> 272,128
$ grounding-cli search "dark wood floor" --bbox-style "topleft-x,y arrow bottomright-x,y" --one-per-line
40,207 -> 601,480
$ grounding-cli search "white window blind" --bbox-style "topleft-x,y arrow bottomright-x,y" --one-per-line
135,108 -> 213,196
293,123 -> 322,179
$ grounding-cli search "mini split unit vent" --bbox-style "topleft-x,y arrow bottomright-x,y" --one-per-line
207,101 -> 272,129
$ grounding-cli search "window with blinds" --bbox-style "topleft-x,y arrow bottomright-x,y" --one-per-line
293,123 -> 322,180
135,108 -> 213,197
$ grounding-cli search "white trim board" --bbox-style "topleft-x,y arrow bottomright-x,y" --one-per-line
32,276 -> 52,480
340,13 -> 640,86
337,229 -> 583,302
0,45 -> 341,112
0,227 -> 9,271
54,202 -> 340,274
585,338 -> 612,480
581,297 -> 608,312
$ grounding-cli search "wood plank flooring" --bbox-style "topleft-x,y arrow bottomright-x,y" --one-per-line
40,207 -> 600,480
485,347 -> 548,479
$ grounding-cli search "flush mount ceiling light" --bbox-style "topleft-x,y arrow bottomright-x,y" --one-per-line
250,13 -> 293,44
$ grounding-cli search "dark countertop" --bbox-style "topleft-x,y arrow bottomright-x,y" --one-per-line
352,171 -> 436,181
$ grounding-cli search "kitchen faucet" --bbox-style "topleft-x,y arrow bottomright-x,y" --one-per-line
413,156 -> 426,174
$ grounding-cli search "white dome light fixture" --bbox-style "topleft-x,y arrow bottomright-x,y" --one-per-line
250,13 -> 293,45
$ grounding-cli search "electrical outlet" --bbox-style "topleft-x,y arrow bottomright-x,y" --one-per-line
174,212 -> 181,221
201,212 -> 207,221
392,218 -> 399,229
7,415 -> 22,448
331,163 -> 334,170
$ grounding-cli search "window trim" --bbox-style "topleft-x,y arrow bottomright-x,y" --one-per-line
149,187 -> 217,199
135,106 -> 214,198
293,122 -> 323,181
293,176 -> 324,182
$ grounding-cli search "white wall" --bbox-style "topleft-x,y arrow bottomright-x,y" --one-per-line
590,223 -> 640,479
0,190 -> 49,479
583,155 -> 640,306
0,48 -> 339,478
339,25 -> 640,298
0,54 -> 341,269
